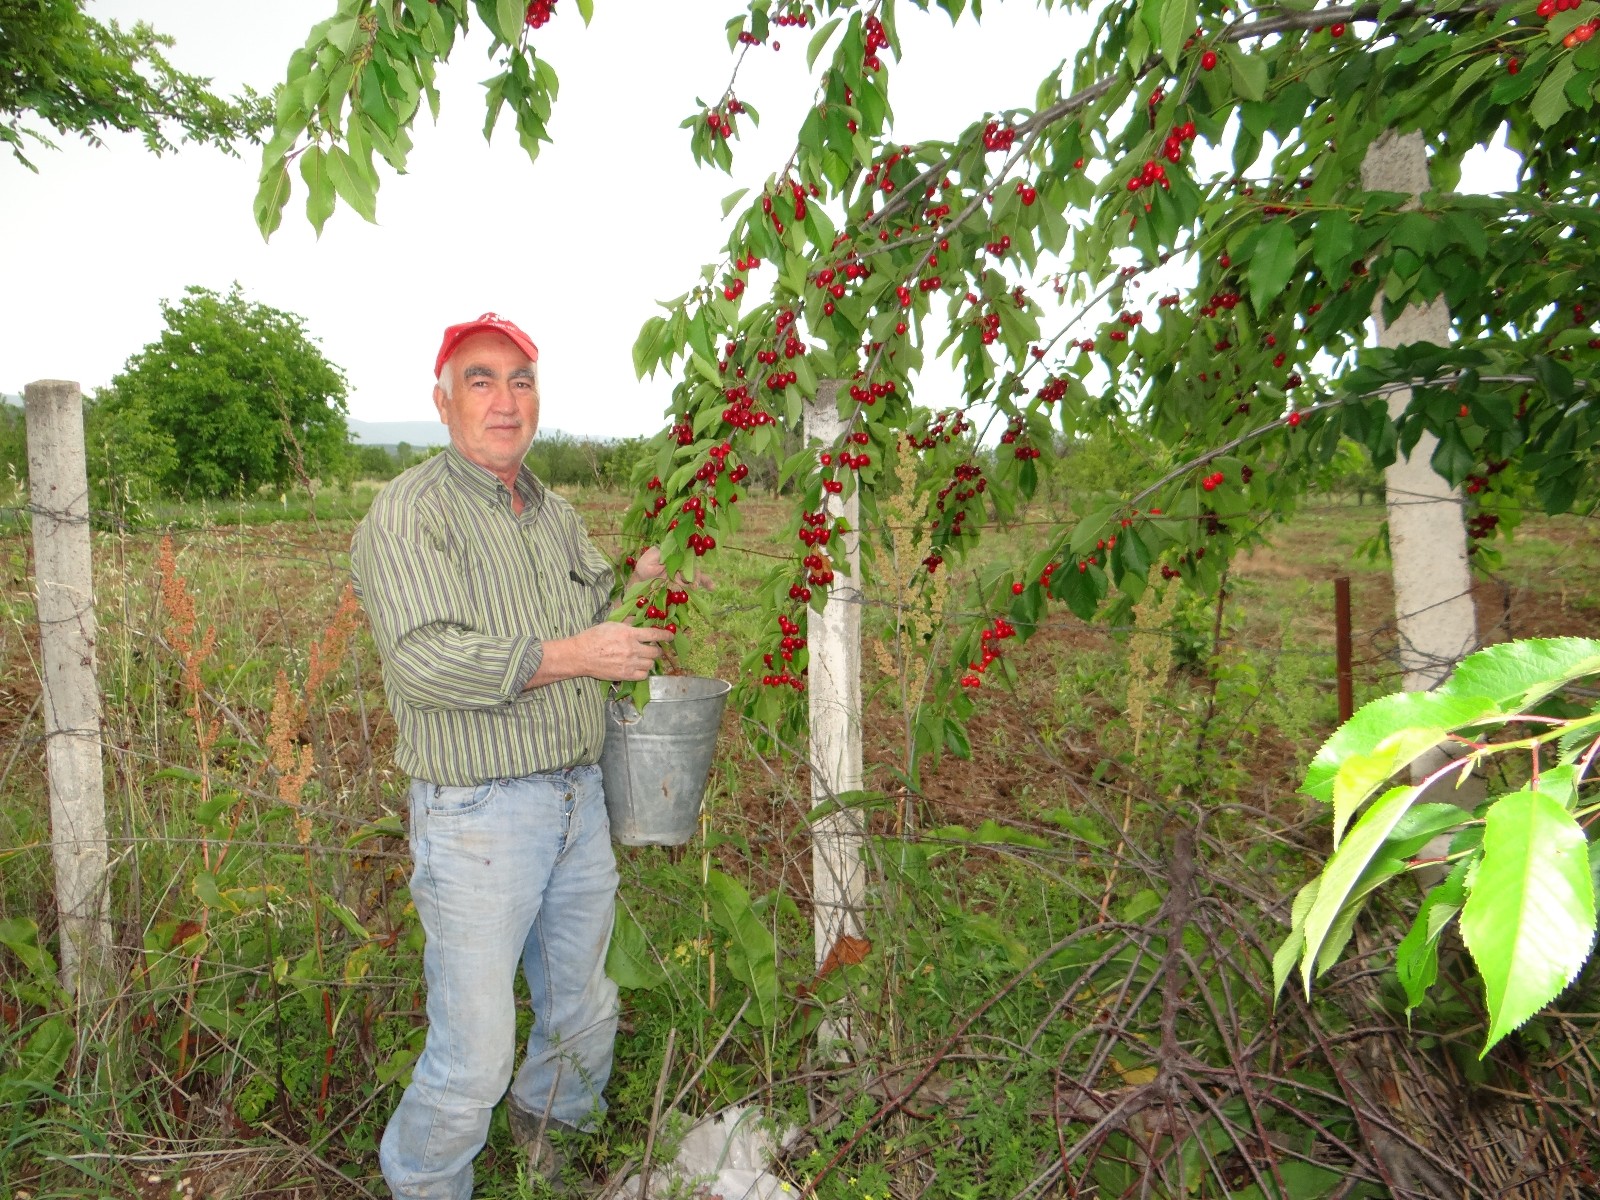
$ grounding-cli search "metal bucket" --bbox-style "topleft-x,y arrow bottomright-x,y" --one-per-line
600,675 -> 732,846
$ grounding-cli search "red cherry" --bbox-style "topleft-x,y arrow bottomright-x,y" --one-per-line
1287,411 -> 1302,428
1011,582 -> 1024,595
1200,50 -> 1218,70
1329,22 -> 1345,36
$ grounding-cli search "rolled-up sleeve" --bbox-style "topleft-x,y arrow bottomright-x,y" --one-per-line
352,502 -> 542,711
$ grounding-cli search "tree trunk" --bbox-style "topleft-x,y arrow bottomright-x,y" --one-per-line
1359,139 -> 1484,840
803,381 -> 866,1053
25,379 -> 112,1003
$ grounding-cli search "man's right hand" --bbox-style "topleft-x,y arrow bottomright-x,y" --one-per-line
527,621 -> 674,688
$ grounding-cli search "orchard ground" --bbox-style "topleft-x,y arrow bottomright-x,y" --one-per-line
1,484 -> 1598,1198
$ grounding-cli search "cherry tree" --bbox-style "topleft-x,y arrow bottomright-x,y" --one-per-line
261,0 -> 1599,1014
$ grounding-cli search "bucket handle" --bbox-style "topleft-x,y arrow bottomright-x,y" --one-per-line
608,688 -> 646,727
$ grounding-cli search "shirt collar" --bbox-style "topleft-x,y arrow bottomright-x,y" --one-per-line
442,443 -> 544,515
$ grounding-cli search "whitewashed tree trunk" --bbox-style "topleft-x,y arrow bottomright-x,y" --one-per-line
1360,135 -> 1484,823
803,381 -> 865,1051
25,379 -> 111,1003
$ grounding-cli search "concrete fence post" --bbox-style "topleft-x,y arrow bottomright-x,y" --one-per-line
802,380 -> 865,1051
1360,133 -> 1485,863
25,379 -> 111,1003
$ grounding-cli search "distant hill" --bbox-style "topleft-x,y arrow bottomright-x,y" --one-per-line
347,418 -> 450,446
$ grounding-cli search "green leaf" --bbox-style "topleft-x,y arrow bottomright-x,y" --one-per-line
1311,210 -> 1353,281
326,145 -> 377,223
1272,878 -> 1318,1000
1462,789 -> 1597,1053
1429,422 -> 1475,487
345,813 -> 405,846
706,869 -> 779,1026
495,0 -> 524,44
605,905 -> 666,990
7,1016 -> 74,1099
1228,47 -> 1269,103
720,188 -> 749,218
1248,221 -> 1299,318
807,15 -> 844,69
253,158 -> 293,240
1446,637 -> 1600,715
193,870 -> 226,910
299,145 -> 336,236
321,896 -> 370,940
575,0 -> 594,24
0,917 -> 59,987
1396,860 -> 1468,1012
1300,784 -> 1420,993
1303,688 -> 1496,816
1532,55 -> 1577,128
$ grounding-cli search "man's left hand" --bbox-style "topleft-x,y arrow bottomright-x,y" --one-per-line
629,545 -> 712,590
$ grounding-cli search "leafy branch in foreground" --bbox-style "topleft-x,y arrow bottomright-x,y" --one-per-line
1277,636 -> 1600,1053
1,0 -> 268,168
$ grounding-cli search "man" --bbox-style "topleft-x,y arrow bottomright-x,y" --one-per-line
352,313 -> 673,1199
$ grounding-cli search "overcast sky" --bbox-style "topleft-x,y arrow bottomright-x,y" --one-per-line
4,3 -> 1517,440
1,0 -> 1101,437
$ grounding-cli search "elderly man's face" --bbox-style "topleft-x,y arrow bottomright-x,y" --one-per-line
433,331 -> 539,485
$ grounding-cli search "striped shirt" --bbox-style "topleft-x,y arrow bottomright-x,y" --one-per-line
350,445 -> 614,786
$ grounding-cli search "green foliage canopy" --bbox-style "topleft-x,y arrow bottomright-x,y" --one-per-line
0,0 -> 268,167
97,284 -> 350,499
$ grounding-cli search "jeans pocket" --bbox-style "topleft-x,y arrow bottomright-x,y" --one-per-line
424,780 -> 498,817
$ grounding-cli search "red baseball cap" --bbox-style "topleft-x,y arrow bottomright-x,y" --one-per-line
434,313 -> 540,379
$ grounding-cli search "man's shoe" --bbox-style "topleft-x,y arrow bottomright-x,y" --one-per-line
508,1097 -> 594,1191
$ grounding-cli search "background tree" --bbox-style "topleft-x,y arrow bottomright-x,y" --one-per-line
1,0 -> 267,167
97,284 -> 350,499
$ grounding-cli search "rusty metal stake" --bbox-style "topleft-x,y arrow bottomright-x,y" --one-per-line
1334,576 -> 1353,723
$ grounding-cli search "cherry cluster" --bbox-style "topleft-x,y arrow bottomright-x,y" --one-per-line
1107,309 -> 1144,342
933,462 -> 986,543
1200,470 -> 1227,493
812,258 -> 872,316
984,233 -> 1013,257
983,120 -> 1016,152
865,152 -> 900,194
1537,0 -> 1597,40
1561,16 -> 1599,45
797,508 -> 835,588
1198,289 -> 1240,317
817,436 -> 871,472
772,6 -> 812,26
863,13 -> 889,70
1126,159 -> 1169,194
717,383 -> 775,431
633,587 -> 688,634
959,617 -> 1017,690
1465,458 -> 1510,496
1001,417 -> 1040,461
1014,179 -> 1039,206
523,0 -> 556,28
760,612 -> 808,690
1158,120 -> 1198,166
1035,376 -> 1070,405
846,375 -> 897,405
642,474 -> 669,519
704,98 -> 743,140
905,409 -> 970,450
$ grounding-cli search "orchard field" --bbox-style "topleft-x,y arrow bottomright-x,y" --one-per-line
2,481 -> 1598,1199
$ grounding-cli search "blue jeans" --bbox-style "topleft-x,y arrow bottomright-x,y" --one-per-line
379,765 -> 620,1200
